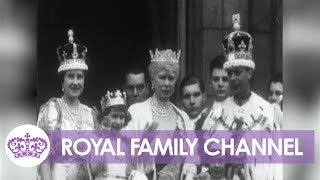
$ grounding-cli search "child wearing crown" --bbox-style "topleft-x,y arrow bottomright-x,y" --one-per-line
93,90 -> 129,180
98,90 -> 131,131
92,90 -> 147,180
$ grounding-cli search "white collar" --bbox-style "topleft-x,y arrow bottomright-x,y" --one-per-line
212,98 -> 228,108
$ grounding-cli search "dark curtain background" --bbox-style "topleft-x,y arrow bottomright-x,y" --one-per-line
38,0 -> 177,108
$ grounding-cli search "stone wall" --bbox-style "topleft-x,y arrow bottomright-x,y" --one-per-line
183,0 -> 282,102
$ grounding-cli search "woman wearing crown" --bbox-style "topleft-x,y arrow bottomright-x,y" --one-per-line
37,30 -> 98,180
125,49 -> 196,180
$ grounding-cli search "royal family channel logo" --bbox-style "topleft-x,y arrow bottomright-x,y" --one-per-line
5,124 -> 50,167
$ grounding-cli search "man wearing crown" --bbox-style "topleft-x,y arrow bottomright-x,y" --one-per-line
204,14 -> 283,180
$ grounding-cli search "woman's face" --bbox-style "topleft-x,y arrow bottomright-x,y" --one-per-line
152,68 -> 177,100
62,70 -> 85,99
101,109 -> 125,130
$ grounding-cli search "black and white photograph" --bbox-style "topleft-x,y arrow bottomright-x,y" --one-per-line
36,0 -> 283,179
1,0 -> 320,180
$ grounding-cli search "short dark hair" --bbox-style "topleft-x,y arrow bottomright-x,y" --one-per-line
269,72 -> 282,87
180,75 -> 205,95
124,67 -> 150,86
58,71 -> 66,84
209,55 -> 226,76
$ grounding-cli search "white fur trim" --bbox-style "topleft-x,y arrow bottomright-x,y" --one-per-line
224,59 -> 255,70
58,59 -> 88,73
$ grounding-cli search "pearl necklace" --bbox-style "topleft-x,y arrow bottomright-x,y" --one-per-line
151,97 -> 170,117
62,98 -> 80,116
61,98 -> 83,129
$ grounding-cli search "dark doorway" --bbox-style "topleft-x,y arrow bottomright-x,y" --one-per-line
38,0 -> 178,108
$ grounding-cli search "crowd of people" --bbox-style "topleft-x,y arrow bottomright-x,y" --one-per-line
37,14 -> 283,180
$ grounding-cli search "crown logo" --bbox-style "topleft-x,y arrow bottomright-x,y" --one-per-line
149,49 -> 181,64
101,90 -> 127,111
222,14 -> 255,70
56,29 -> 88,73
7,133 -> 48,159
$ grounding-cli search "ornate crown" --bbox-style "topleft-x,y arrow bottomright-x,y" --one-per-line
101,90 -> 127,111
149,49 -> 181,64
7,133 -> 48,159
222,14 -> 255,70
56,29 -> 88,73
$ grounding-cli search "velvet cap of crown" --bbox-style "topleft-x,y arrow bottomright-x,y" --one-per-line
57,29 -> 88,73
222,14 -> 255,70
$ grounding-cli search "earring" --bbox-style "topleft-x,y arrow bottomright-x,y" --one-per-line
62,87 -> 64,92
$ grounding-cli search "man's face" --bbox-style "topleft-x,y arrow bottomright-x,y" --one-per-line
125,73 -> 149,106
181,83 -> 205,119
227,66 -> 252,96
268,81 -> 283,104
211,68 -> 230,102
